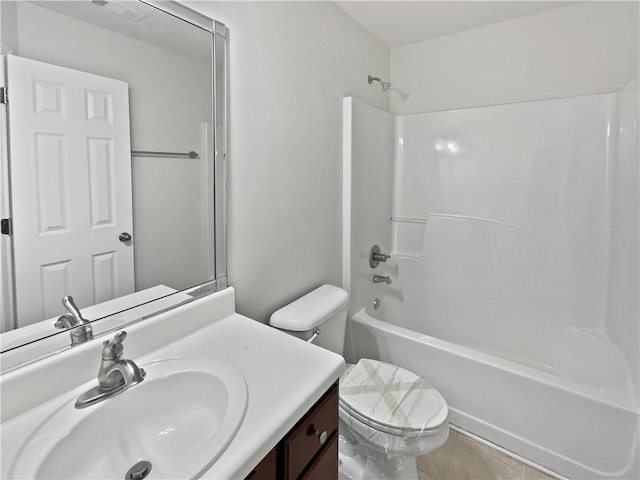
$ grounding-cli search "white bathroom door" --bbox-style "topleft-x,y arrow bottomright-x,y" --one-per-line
6,55 -> 135,327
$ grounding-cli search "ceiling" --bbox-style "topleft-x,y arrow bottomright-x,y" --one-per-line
334,1 -> 578,48
30,1 -> 211,62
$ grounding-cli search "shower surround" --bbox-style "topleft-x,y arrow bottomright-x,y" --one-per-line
342,87 -> 639,479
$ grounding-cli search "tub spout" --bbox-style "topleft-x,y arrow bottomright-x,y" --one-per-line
373,275 -> 392,285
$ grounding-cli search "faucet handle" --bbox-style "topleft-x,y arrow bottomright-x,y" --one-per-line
369,245 -> 391,268
62,295 -> 86,322
102,331 -> 127,360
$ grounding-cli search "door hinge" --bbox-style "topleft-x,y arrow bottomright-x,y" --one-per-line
1,218 -> 12,235
0,87 -> 6,105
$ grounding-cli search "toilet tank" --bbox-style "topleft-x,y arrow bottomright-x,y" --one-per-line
269,284 -> 349,355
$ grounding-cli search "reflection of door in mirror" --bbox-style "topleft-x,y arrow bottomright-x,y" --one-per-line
7,55 -> 134,328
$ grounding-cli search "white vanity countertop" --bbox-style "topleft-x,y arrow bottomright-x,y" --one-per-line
145,310 -> 345,479
0,287 -> 345,479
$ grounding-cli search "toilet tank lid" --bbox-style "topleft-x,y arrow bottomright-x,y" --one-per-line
270,284 -> 349,332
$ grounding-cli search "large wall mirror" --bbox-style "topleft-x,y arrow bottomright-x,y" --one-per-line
0,0 -> 227,371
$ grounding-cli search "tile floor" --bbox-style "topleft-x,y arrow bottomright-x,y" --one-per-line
417,429 -> 557,480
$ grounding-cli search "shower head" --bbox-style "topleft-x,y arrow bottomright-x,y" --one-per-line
368,75 -> 391,92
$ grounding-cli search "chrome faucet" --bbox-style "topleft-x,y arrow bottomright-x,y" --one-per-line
97,331 -> 145,391
373,274 -> 392,285
55,295 -> 93,346
75,331 -> 145,409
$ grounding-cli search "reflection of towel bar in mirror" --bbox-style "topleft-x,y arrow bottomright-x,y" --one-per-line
131,150 -> 199,159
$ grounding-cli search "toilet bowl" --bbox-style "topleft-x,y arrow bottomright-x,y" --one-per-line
337,360 -> 449,479
270,284 -> 449,480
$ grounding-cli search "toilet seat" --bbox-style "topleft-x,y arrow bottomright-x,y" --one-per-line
339,359 -> 448,437
338,403 -> 450,456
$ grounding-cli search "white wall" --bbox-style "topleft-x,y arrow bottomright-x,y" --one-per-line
185,1 -> 390,322
386,0 -> 639,393
342,97 -> 394,317
390,2 -> 640,114
607,87 -> 640,392
387,94 -> 630,380
9,2 -> 212,292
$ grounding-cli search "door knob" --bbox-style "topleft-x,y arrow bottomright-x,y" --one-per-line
119,232 -> 132,243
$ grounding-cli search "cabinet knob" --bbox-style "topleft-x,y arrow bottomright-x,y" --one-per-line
315,429 -> 328,445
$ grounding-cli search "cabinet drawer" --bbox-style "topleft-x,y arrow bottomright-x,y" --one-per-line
301,431 -> 338,480
285,384 -> 338,480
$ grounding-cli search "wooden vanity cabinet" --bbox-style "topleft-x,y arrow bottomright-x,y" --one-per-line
284,383 -> 339,479
246,383 -> 339,480
248,447 -> 277,480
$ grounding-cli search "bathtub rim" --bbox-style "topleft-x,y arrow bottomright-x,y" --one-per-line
349,307 -> 639,414
347,307 -> 640,479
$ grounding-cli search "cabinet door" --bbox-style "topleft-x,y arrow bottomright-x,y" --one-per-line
285,385 -> 338,479
245,446 -> 277,480
301,431 -> 338,480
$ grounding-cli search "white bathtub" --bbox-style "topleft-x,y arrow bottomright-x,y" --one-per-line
346,308 -> 639,480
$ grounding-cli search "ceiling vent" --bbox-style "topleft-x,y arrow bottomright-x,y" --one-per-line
91,1 -> 147,23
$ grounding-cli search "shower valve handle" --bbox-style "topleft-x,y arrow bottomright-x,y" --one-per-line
372,252 -> 390,262
369,244 -> 391,268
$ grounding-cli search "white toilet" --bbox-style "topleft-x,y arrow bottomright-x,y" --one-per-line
270,284 -> 449,480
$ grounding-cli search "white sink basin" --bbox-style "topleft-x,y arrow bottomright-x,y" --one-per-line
5,357 -> 247,479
